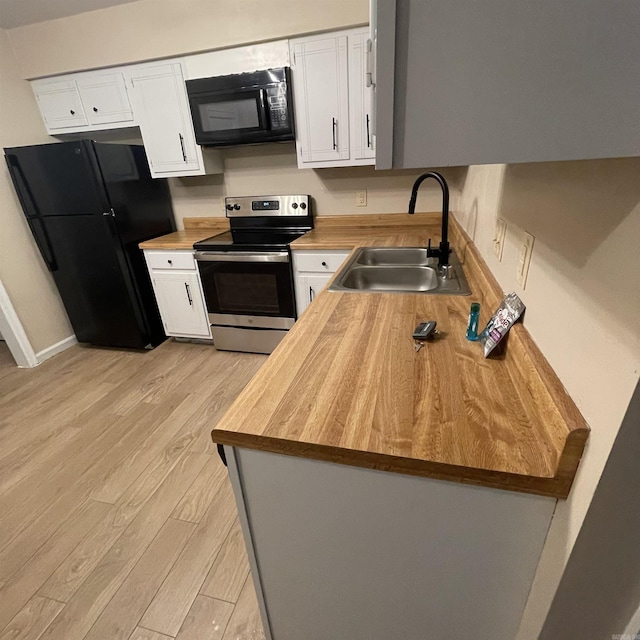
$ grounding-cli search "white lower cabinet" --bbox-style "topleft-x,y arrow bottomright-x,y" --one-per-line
144,250 -> 211,339
293,249 -> 350,316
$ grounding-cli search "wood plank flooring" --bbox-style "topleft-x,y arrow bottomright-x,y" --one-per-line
0,339 -> 267,640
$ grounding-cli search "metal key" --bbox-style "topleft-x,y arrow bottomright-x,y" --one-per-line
414,341 -> 424,352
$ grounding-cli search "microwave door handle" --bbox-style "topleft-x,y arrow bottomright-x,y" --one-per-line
257,89 -> 269,130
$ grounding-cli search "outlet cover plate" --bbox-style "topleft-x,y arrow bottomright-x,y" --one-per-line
356,190 -> 367,207
493,218 -> 507,261
516,231 -> 535,288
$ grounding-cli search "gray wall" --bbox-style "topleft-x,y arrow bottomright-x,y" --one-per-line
540,379 -> 640,639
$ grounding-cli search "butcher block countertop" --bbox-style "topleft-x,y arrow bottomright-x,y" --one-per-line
139,217 -> 229,250
209,212 -> 589,499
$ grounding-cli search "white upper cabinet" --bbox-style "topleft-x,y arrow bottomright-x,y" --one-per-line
32,79 -> 89,130
31,61 -> 222,179
75,72 -> 133,126
291,34 -> 350,165
126,61 -> 209,178
290,28 -> 374,168
32,72 -> 133,133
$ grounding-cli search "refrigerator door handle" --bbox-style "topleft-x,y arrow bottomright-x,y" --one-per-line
28,218 -> 58,272
5,154 -> 58,272
5,154 -> 41,218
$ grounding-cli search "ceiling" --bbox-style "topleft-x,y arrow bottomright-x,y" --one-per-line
0,0 -> 140,29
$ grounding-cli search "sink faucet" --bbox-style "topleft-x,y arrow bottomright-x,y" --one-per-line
408,171 -> 450,268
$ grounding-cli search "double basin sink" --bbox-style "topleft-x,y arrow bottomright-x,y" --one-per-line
328,247 -> 471,295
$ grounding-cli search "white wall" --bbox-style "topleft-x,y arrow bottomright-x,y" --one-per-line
456,159 -> 640,639
0,29 -> 74,354
6,0 -> 369,79
169,142 -> 465,225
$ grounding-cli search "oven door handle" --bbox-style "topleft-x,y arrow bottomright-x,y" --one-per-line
195,251 -> 290,263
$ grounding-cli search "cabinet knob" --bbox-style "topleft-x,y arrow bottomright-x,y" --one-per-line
321,261 -> 327,267
93,107 -> 98,113
168,259 -> 173,264
70,110 -> 75,115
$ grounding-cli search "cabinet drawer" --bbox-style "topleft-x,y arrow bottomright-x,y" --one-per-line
293,250 -> 350,274
145,250 -> 196,271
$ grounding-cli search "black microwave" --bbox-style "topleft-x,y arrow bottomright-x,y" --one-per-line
186,67 -> 295,147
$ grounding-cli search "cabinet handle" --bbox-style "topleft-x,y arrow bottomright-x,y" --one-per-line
332,118 -> 337,151
70,110 -> 75,115
366,114 -> 371,148
168,259 -> 172,264
321,261 -> 327,267
93,107 -> 98,113
309,286 -> 315,302
185,282 -> 193,306
179,133 -> 187,162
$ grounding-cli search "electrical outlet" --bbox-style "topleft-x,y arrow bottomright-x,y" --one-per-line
516,231 -> 535,288
356,190 -> 367,207
493,218 -> 507,261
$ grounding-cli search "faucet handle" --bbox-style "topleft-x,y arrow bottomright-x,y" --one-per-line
426,238 -> 437,257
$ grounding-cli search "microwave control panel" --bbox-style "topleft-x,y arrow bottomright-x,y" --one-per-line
266,87 -> 290,130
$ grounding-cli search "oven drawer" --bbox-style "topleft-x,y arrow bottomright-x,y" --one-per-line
293,250 -> 350,274
145,250 -> 196,271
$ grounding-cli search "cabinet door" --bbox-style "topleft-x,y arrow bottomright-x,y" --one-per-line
77,72 -> 133,126
128,62 -> 204,177
349,31 -> 376,161
32,79 -> 88,130
376,0 -> 640,167
151,271 -> 211,338
295,273 -> 333,316
291,35 -> 350,164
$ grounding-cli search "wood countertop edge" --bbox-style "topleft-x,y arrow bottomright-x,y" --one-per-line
212,430 -> 574,500
138,217 -> 230,250
451,220 -> 590,494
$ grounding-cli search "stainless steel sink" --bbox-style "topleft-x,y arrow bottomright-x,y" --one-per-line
341,266 -> 439,292
356,247 -> 435,267
329,247 -> 472,295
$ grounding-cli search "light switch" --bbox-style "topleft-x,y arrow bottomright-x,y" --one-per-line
516,231 -> 535,288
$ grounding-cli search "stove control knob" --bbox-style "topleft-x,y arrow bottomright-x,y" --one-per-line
233,204 -> 241,211
291,202 -> 298,209
226,204 -> 234,211
300,202 -> 307,210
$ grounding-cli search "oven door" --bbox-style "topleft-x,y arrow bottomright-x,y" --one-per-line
195,251 -> 296,329
188,88 -> 270,146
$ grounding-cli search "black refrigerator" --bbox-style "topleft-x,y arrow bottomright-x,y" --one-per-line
4,140 -> 175,350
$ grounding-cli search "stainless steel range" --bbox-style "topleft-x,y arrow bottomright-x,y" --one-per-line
194,194 -> 313,354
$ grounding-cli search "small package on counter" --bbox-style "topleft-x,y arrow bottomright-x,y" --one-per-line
479,292 -> 525,357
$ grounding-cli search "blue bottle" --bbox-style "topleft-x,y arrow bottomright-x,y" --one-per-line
466,302 -> 480,341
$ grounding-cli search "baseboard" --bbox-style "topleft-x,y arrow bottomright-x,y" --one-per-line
0,279 -> 39,368
36,335 -> 77,364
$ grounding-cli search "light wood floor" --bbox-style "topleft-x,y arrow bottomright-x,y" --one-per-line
0,339 -> 268,640
0,341 -> 16,379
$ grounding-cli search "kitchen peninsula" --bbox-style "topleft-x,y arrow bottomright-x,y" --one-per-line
211,212 -> 589,640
